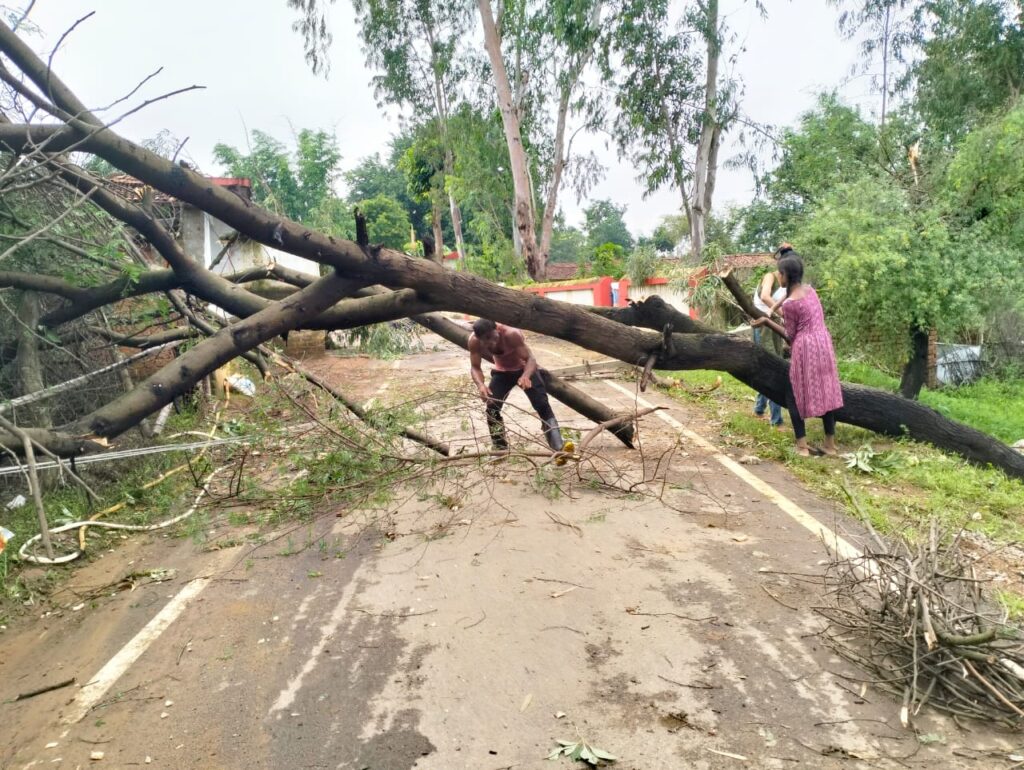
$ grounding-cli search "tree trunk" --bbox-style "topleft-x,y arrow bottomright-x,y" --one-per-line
14,291 -> 50,431
430,198 -> 444,262
690,0 -> 720,263
477,0 -> 543,280
236,268 -> 637,446
538,84 -> 570,270
899,327 -> 930,400
75,271 -> 358,439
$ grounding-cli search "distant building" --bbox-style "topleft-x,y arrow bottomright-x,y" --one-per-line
176,178 -> 321,279
108,174 -> 325,355
108,174 -> 322,279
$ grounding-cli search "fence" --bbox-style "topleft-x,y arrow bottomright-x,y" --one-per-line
519,275 -> 699,317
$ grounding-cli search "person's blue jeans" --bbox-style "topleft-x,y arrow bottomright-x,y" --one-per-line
752,328 -> 784,426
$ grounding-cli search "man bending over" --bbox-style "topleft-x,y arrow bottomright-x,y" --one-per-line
469,319 -> 564,451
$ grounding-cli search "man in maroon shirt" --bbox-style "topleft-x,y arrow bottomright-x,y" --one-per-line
469,318 -> 564,451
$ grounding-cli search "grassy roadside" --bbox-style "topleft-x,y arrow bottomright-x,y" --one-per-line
659,365 -> 1024,616
657,366 -> 1024,544
0,404 -> 209,618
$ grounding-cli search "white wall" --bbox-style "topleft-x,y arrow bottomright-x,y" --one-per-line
186,210 -> 321,277
539,288 -> 597,306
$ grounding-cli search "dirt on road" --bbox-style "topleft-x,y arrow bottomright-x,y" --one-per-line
1,333 -> 1020,769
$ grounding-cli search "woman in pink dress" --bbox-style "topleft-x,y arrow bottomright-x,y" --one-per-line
752,255 -> 844,457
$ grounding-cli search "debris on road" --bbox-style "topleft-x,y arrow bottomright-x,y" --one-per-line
548,737 -> 616,765
818,521 -> 1024,727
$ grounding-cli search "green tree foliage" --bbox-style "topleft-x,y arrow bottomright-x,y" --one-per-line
731,95 -> 882,251
942,102 -> 1024,248
589,242 -> 626,278
650,213 -> 688,252
398,122 -> 447,230
444,106 -> 515,246
584,199 -> 633,252
912,0 -> 1024,147
603,0 -> 702,197
793,176 -> 963,367
311,194 -> 411,251
830,0 -> 1024,147
344,145 -> 431,235
624,243 -> 659,284
549,221 -> 587,264
213,129 -> 340,222
464,218 -> 524,284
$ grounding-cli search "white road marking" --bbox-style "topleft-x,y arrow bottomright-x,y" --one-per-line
268,575 -> 363,715
604,380 -> 862,561
62,577 -> 211,724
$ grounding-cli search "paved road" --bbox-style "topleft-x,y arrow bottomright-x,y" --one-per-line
1,338 -> 1016,769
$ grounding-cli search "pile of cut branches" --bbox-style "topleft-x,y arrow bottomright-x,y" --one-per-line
816,522 -> 1024,728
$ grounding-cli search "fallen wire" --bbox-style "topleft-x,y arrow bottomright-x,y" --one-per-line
815,520 -> 1024,728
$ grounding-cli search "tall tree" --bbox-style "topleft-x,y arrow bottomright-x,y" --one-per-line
290,0 -> 472,261
476,0 -> 605,279
583,199 -> 633,252
830,0 -> 917,127
830,0 -> 1024,144
606,0 -> 736,262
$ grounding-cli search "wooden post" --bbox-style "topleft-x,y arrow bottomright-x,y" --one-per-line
927,328 -> 938,389
20,433 -> 54,560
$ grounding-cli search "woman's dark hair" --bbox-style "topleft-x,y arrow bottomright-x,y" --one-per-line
774,242 -> 795,260
472,318 -> 497,337
777,255 -> 804,294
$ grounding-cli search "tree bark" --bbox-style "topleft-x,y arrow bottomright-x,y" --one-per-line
477,0 -> 543,279
690,0 -> 720,262
899,327 -> 930,400
13,291 -> 50,429
73,271 -> 357,439
239,266 -> 637,446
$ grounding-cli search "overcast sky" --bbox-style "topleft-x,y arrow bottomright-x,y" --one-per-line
22,1 -> 873,236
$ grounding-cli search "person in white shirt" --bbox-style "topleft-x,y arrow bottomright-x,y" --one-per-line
751,244 -> 794,427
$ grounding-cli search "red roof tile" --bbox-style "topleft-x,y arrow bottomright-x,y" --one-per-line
718,252 -> 775,270
544,263 -> 579,281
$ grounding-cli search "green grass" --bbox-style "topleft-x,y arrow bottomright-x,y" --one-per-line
658,364 -> 1024,546
838,361 -> 1024,443
667,364 -> 1024,445
0,405 -> 206,614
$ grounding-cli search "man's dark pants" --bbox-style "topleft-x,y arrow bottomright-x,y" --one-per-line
485,369 -> 561,450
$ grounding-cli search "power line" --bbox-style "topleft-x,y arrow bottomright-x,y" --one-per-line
0,435 -> 250,478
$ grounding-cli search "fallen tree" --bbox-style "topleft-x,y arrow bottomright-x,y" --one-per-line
0,20 -> 1021,480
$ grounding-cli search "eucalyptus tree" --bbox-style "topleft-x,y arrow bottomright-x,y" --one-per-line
290,0 -> 472,261
604,0 -> 736,262
476,0 -> 605,279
